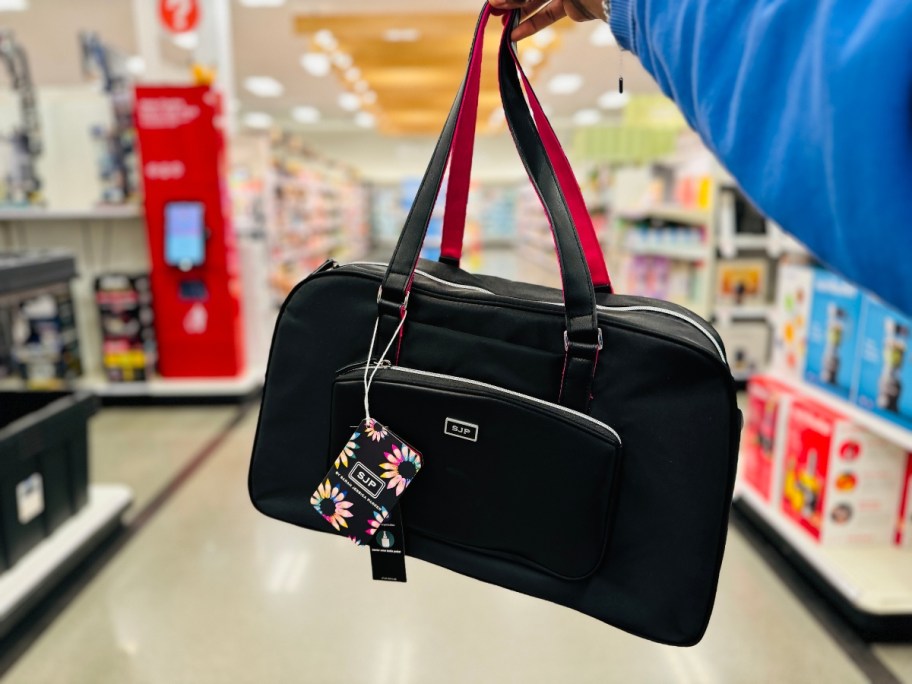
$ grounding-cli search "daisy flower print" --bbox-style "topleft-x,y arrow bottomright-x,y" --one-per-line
334,431 -> 360,469
310,479 -> 354,531
379,444 -> 422,496
364,419 -> 388,442
366,506 -> 389,536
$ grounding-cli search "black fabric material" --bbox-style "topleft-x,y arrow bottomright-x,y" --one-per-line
248,6 -> 741,647
331,367 -> 622,580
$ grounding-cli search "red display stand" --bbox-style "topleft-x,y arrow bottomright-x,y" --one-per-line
134,85 -> 245,378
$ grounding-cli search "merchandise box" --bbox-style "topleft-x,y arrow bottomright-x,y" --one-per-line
719,322 -> 771,378
741,376 -> 794,503
804,270 -> 863,399
715,258 -> 768,307
897,454 -> 912,548
781,398 -> 907,544
855,296 -> 912,431
772,263 -> 814,378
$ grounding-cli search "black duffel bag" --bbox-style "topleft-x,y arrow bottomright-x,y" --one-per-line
249,5 -> 741,646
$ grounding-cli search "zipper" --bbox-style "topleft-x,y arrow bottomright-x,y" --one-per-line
345,261 -> 726,363
348,363 -> 622,446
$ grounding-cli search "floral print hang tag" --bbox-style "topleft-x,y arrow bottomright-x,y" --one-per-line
311,418 -> 423,545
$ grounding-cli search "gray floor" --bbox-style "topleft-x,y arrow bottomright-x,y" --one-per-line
3,253 -> 911,683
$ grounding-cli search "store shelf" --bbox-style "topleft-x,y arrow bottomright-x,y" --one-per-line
735,485 -> 912,637
0,206 -> 142,222
73,365 -> 265,404
623,242 -> 710,261
769,372 -> 912,453
618,205 -> 711,225
0,484 -> 132,639
714,305 -> 771,323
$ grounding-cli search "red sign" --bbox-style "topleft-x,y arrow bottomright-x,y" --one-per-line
159,0 -> 199,33
134,86 -> 245,378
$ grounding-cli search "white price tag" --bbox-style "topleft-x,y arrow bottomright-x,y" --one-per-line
16,473 -> 45,525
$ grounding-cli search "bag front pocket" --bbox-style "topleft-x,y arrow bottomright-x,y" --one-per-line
330,365 -> 623,580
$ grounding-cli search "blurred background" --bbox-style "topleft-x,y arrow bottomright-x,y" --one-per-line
0,0 -> 908,682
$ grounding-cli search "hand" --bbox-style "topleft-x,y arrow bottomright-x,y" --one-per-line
489,0 -> 606,42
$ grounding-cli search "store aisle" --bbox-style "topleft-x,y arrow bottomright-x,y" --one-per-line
0,400 -> 908,682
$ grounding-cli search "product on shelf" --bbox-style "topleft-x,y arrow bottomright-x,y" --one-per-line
781,398 -> 907,544
715,258 -> 769,307
742,376 -> 794,502
718,322 -> 770,379
855,296 -> 912,430
95,273 -> 157,383
10,287 -> 82,388
897,455 -> 912,547
804,270 -> 863,398
772,262 -> 814,377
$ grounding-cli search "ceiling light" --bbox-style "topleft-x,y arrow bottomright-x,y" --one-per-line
171,32 -> 198,51
383,28 -> 421,42
292,106 -> 321,124
531,27 -> 555,48
345,67 -> 361,82
590,23 -> 617,47
354,80 -> 370,94
300,52 -> 331,77
573,109 -> 601,126
0,0 -> 27,10
243,112 -> 273,129
239,0 -> 285,6
125,55 -> 146,76
354,112 -> 376,129
521,47 -> 544,67
598,90 -> 631,109
338,93 -> 361,111
244,76 -> 284,98
313,29 -> 337,50
361,91 -> 378,105
547,73 -> 583,95
331,52 -> 353,70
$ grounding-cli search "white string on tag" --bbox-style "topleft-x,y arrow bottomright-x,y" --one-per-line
363,312 -> 408,422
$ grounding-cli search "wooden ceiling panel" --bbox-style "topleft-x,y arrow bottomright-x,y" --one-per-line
295,12 -> 565,134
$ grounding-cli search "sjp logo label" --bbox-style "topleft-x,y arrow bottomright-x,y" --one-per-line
349,462 -> 385,499
444,418 -> 479,442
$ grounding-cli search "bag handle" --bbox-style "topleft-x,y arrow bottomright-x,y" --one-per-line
377,5 -> 601,412
439,19 -> 612,293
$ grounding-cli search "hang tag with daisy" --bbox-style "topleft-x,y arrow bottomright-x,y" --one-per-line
311,417 -> 423,548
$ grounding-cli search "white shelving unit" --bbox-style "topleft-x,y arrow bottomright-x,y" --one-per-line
76,364 -> 265,401
736,485 -> 912,618
617,205 -> 712,226
0,484 -> 133,639
0,206 -> 141,222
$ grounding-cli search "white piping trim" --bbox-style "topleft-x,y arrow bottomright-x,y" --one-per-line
345,262 -> 726,362
361,364 -> 622,445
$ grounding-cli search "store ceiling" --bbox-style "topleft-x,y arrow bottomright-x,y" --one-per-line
237,0 -> 661,134
0,0 -> 662,136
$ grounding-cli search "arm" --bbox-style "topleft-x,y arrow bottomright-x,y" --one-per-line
612,0 -> 912,314
493,0 -> 912,315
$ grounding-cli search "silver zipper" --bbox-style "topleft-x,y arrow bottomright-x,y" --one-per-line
346,262 -> 726,363
362,363 -> 622,445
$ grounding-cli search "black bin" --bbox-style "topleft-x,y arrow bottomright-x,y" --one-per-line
0,392 -> 97,571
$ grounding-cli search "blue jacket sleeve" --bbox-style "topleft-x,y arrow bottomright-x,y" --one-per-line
610,0 -> 912,315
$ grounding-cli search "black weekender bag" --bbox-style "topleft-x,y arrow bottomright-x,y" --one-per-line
249,6 -> 741,646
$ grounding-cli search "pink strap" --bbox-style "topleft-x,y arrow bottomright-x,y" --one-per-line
440,17 -> 612,290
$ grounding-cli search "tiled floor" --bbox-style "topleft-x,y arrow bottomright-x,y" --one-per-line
2,253 -> 910,682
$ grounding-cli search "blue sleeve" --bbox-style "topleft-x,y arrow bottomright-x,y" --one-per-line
610,0 -> 912,315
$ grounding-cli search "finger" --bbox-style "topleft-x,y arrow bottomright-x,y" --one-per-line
511,0 -> 567,41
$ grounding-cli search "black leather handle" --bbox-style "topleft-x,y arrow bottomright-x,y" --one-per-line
378,6 -> 601,411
